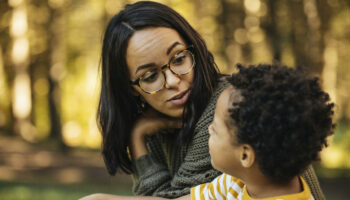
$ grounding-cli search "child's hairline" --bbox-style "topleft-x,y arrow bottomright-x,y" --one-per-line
224,86 -> 244,147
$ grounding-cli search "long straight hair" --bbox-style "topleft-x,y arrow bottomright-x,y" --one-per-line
99,1 -> 219,175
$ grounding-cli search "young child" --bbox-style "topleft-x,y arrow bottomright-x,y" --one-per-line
191,64 -> 335,200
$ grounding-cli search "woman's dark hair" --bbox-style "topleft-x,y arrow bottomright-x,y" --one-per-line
227,64 -> 335,182
99,1 -> 219,175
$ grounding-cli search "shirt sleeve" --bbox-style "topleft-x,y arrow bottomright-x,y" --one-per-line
190,174 -> 228,200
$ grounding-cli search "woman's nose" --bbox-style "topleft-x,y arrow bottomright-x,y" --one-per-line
164,69 -> 180,89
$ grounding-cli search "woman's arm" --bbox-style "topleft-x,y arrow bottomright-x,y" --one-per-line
132,114 -> 221,197
131,108 -> 182,160
132,142 -> 172,196
131,109 -> 182,196
134,79 -> 229,198
132,110 -> 219,197
133,78 -> 229,197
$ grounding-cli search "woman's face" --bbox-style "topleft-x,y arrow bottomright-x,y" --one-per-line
126,27 -> 194,118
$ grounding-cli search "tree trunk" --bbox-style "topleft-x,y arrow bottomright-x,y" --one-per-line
264,0 -> 281,63
47,3 -> 68,151
0,1 -> 15,135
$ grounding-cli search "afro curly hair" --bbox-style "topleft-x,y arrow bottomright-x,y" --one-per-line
227,64 -> 335,183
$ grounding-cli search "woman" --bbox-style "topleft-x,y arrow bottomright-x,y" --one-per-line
90,1 -> 325,199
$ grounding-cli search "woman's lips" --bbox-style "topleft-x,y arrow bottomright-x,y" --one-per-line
168,90 -> 190,106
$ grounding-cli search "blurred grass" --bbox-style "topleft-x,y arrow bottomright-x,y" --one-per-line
0,180 -> 132,200
0,135 -> 133,200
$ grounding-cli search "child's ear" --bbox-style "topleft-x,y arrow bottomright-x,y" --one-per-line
240,144 -> 255,168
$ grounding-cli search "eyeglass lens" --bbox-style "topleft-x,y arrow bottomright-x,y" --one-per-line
139,50 -> 194,93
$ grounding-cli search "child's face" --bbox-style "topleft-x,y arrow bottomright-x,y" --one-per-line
208,87 -> 243,176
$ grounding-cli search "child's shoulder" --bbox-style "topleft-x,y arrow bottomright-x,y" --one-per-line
190,173 -> 246,200
222,173 -> 245,196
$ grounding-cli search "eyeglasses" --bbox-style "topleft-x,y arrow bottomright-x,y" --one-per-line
131,46 -> 195,94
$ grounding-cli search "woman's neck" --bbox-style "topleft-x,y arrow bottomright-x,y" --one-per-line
245,175 -> 301,199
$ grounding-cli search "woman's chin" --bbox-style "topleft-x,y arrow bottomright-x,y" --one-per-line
166,107 -> 185,118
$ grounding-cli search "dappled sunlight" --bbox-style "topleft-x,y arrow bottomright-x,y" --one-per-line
322,37 -> 338,105
244,0 -> 261,14
10,7 -> 28,37
8,0 -> 23,7
244,16 -> 260,29
234,28 -> 248,45
63,121 -> 82,147
104,0 -> 123,16
10,6 -> 27,37
50,63 -> 66,82
84,116 -> 101,148
18,121 -> 38,142
11,37 -> 29,64
247,27 -> 264,43
62,118 -> 101,148
10,6 -> 29,65
171,0 -> 196,25
12,74 -> 31,119
321,145 -> 350,168
48,0 -> 65,9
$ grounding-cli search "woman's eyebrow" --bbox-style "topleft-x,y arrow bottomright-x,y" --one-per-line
135,63 -> 156,75
166,41 -> 181,55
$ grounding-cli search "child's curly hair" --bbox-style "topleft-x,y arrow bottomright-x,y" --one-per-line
227,64 -> 335,183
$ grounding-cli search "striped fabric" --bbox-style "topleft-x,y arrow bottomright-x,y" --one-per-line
190,173 -> 315,200
191,174 -> 244,200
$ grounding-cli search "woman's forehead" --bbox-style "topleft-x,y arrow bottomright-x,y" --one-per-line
127,27 -> 185,58
126,27 -> 186,76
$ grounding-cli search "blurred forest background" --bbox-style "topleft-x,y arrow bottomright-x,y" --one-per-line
0,0 -> 349,199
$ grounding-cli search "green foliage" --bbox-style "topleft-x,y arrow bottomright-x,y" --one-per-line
0,181 -> 132,200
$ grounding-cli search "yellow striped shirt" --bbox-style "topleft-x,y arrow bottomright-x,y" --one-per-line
190,173 -> 314,200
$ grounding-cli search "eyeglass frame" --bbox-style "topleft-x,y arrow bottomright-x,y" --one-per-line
130,45 -> 195,94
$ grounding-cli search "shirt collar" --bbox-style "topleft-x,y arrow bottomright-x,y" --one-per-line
242,176 -> 314,200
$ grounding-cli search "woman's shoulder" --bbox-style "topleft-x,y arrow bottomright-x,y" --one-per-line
211,74 -> 230,102
203,74 -> 231,113
192,74 -> 230,133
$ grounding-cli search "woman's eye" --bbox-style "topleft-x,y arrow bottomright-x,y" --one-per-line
172,55 -> 186,65
143,71 -> 159,82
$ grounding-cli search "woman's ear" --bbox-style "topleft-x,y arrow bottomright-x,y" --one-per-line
133,91 -> 147,114
240,144 -> 255,168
